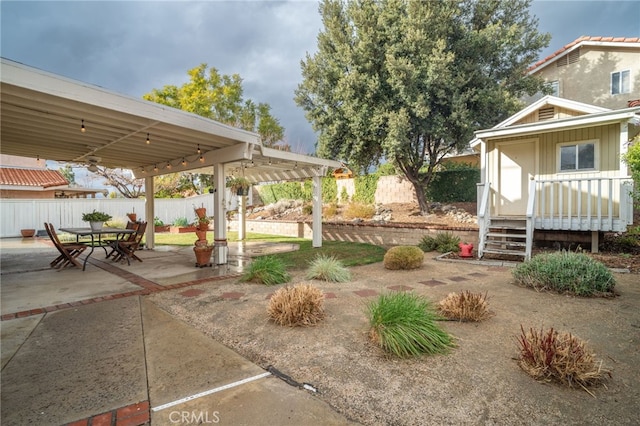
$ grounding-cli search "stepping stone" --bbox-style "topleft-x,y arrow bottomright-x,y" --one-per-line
353,289 -> 378,297
467,272 -> 488,277
448,276 -> 467,282
324,292 -> 337,299
220,291 -> 245,300
418,279 -> 446,287
179,288 -> 205,297
387,285 -> 413,292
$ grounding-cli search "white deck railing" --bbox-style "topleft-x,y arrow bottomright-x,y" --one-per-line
477,182 -> 491,258
534,177 -> 634,232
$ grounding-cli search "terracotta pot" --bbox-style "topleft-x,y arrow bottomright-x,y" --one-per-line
195,208 -> 207,218
193,246 -> 213,267
198,222 -> 209,231
20,229 -> 36,238
127,213 -> 137,222
195,230 -> 208,241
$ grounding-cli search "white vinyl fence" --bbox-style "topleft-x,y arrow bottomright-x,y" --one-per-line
1,194 -> 219,238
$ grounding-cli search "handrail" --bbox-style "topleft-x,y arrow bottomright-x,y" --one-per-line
478,182 -> 491,219
525,179 -> 537,260
477,182 -> 491,258
526,179 -> 536,219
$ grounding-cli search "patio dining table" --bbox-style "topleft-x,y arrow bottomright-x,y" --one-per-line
59,227 -> 136,271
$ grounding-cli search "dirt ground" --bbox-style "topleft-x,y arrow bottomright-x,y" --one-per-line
148,256 -> 640,425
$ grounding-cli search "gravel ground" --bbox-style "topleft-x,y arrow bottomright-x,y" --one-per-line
147,255 -> 640,426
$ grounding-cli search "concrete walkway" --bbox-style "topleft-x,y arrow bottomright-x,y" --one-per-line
1,237 -> 355,425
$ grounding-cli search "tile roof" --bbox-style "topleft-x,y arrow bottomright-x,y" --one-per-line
0,167 -> 68,188
528,36 -> 640,73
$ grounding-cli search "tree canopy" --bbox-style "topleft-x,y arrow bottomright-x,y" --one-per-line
295,0 -> 550,212
144,63 -> 285,147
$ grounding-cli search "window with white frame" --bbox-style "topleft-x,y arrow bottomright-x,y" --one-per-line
559,141 -> 596,172
611,70 -> 630,95
546,80 -> 559,96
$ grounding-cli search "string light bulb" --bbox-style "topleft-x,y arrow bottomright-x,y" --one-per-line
181,158 -> 187,166
153,164 -> 158,172
146,133 -> 150,144
199,154 -> 205,163
141,167 -> 146,174
166,161 -> 172,170
197,144 -> 202,154
36,155 -> 41,164
81,119 -> 86,133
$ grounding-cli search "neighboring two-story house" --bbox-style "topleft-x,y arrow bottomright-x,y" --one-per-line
525,36 -> 640,109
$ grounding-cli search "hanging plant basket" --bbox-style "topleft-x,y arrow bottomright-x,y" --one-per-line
226,177 -> 251,196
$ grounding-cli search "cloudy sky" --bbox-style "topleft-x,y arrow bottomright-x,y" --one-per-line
2,0 -> 639,155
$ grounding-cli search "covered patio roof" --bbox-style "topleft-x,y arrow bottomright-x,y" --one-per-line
1,57 -> 340,257
0,58 -> 340,181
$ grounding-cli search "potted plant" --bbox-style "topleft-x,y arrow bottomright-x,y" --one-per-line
154,217 -> 170,233
196,216 -> 210,231
226,176 -> 251,196
170,217 -> 196,233
194,206 -> 207,219
126,208 -> 137,222
82,210 -> 112,231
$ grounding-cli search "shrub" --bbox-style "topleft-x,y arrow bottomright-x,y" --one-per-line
383,246 -> 424,270
438,291 -> 492,322
342,202 -> 376,220
426,164 -> 480,202
323,202 -> 338,218
516,325 -> 610,392
268,283 -> 325,326
306,254 -> 351,282
302,203 -> 313,215
173,217 -> 189,227
367,292 -> 454,357
512,251 -> 615,296
353,174 -> 379,204
418,232 -> 461,253
241,256 -> 290,286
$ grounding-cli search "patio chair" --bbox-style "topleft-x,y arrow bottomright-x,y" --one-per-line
105,221 -> 139,260
44,223 -> 88,269
110,221 -> 147,265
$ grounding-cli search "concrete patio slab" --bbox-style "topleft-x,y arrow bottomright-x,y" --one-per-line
0,297 -> 147,425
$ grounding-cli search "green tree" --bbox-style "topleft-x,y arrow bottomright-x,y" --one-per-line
622,134 -> 640,202
295,0 -> 550,213
144,64 -> 285,147
59,163 -> 75,185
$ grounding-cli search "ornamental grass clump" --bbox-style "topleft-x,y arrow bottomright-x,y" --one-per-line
516,325 -> 610,393
512,251 -> 615,296
367,292 -> 454,357
268,283 -> 325,326
418,232 -> 460,253
438,291 -> 493,322
240,256 -> 290,286
383,246 -> 424,270
306,254 -> 351,282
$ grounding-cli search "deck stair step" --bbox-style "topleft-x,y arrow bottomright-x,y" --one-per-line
479,215 -> 531,261
486,232 -> 527,239
486,241 -> 527,248
488,226 -> 526,231
482,248 -> 527,257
